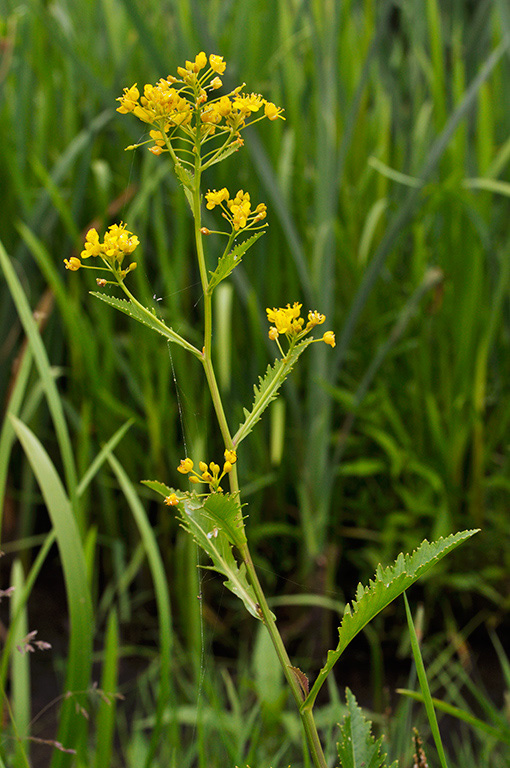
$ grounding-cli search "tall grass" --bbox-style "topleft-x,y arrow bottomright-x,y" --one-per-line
1,0 -> 510,765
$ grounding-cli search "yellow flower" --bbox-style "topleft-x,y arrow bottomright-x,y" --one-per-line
116,84 -> 140,114
232,92 -> 264,114
306,310 -> 326,328
205,188 -> 230,209
177,457 -> 194,473
228,190 -> 251,230
177,51 -> 208,80
102,223 -> 139,263
210,76 -> 223,90
164,494 -> 179,506
224,449 -> 237,464
64,257 -> 82,271
264,101 -> 285,121
266,302 -> 304,335
322,331 -> 336,347
217,95 -> 232,116
81,228 -> 101,259
209,54 -> 226,74
266,302 -> 334,351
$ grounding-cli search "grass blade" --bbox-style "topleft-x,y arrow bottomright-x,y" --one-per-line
403,592 -> 449,768
10,417 -> 93,767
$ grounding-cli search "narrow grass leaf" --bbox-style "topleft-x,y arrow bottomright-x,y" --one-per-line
10,560 -> 30,768
333,39 -> 510,378
0,240 -> 78,503
107,452 -> 176,767
93,609 -> 120,768
403,592 -> 449,768
397,688 -> 510,746
10,417 -> 93,768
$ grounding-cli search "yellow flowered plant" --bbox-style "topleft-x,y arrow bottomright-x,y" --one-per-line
205,188 -> 267,233
62,52 -> 472,768
64,223 -> 139,284
176,449 -> 237,493
116,52 -> 284,169
266,302 -> 335,356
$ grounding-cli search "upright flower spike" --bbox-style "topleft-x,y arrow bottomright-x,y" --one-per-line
65,223 -> 139,283
115,53 -> 284,165
205,188 -> 267,234
266,303 -> 335,351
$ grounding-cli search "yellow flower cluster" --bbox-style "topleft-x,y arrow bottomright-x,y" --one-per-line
205,188 -> 267,232
176,449 -> 237,493
116,52 -> 284,159
266,302 -> 336,351
64,223 -> 139,284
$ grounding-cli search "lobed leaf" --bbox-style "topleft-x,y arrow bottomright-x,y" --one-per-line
141,479 -> 174,498
207,231 -> 264,294
204,140 -> 245,169
178,493 -> 260,619
337,687 -> 397,768
303,530 -> 479,709
142,484 -> 256,616
233,339 -> 313,446
90,293 -> 197,355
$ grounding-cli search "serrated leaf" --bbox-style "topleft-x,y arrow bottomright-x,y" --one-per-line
178,493 -> 262,619
204,141 -> 244,169
173,161 -> 194,210
303,530 -> 479,709
233,339 -> 313,446
90,293 -> 198,355
141,480 -> 174,498
207,232 -> 264,294
337,688 -> 397,768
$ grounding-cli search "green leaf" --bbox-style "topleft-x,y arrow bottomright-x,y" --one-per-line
204,140 -> 245,169
207,232 -> 264,294
173,161 -> 194,209
178,493 -> 261,619
403,593 -> 448,768
337,688 -> 398,768
11,417 -> 93,767
142,483 -> 248,548
396,689 -> 510,746
233,339 -> 313,446
303,530 -> 479,709
90,293 -> 198,355
141,479 -> 174,498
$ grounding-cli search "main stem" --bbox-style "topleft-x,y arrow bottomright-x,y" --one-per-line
191,157 -> 328,768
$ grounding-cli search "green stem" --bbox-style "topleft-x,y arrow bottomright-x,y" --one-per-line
191,128 -> 328,768
239,542 -> 328,768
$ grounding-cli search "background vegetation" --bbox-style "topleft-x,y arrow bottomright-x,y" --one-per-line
1,0 -> 509,765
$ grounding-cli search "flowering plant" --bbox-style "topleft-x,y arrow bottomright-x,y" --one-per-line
67,52 -> 477,767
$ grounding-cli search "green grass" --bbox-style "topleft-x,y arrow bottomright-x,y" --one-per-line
1,0 -> 510,765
